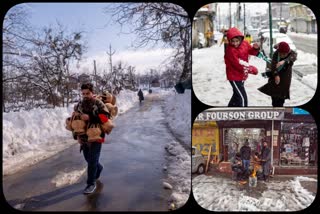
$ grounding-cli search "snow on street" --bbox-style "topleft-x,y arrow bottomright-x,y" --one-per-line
192,42 -> 317,107
3,88 -> 191,210
192,174 -> 317,211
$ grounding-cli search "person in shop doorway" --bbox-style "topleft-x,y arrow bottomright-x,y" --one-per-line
260,141 -> 271,182
240,139 -> 251,174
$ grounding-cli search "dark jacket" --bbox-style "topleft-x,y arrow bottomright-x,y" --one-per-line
260,146 -> 271,175
225,27 -> 259,81
261,146 -> 271,162
231,156 -> 243,171
240,145 -> 251,160
258,50 -> 297,99
138,90 -> 144,100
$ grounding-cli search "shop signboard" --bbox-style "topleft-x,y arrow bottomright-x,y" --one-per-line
192,122 -> 219,157
292,108 -> 310,115
196,109 -> 285,121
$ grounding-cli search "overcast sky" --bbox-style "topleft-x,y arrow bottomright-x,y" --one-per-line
217,3 -> 269,16
7,3 -> 178,74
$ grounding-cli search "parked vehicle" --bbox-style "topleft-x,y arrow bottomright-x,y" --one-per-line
192,146 -> 206,174
213,30 -> 223,44
258,28 -> 280,38
198,32 -> 206,48
248,29 -> 259,42
261,32 -> 297,57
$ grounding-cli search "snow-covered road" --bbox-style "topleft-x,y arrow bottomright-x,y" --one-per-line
3,92 -> 191,211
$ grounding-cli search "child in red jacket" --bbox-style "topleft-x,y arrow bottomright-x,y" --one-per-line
224,27 -> 260,107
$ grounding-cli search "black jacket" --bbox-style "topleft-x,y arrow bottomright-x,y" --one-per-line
261,146 -> 271,162
258,50 -> 297,99
138,90 -> 144,100
240,145 -> 251,160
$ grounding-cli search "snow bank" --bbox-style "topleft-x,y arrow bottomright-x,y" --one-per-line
163,89 -> 191,148
3,90 -> 138,175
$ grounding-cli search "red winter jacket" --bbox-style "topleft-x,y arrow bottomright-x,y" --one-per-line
224,27 -> 259,81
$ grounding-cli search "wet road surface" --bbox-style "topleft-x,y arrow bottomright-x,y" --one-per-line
289,33 -> 317,55
3,93 -> 174,211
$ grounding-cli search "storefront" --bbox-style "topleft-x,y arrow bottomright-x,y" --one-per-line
192,121 -> 219,163
194,108 -> 317,175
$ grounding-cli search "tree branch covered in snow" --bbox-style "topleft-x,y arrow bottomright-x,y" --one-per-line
104,3 -> 191,82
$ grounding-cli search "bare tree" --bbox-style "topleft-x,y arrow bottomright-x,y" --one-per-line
28,24 -> 85,107
3,5 -> 34,112
105,3 -> 191,83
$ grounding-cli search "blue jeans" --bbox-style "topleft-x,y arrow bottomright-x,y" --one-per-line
242,160 -> 250,172
82,142 -> 103,185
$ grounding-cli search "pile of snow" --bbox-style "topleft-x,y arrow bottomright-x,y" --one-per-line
192,45 -> 317,107
301,74 -> 317,90
164,141 -> 191,209
294,50 -> 317,67
193,175 -> 317,211
161,89 -> 191,209
2,90 -> 138,176
163,89 -> 191,148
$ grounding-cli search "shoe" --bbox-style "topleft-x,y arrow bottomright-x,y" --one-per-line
83,184 -> 96,194
95,164 -> 104,180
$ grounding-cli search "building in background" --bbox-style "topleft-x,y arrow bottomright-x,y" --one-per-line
194,108 -> 317,175
192,4 -> 217,49
289,3 -> 317,34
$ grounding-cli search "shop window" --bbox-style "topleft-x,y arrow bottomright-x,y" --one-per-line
223,128 -> 266,161
280,122 -> 317,166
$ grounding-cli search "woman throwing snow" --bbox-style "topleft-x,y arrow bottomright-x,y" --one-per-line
224,27 -> 260,107
258,41 -> 297,107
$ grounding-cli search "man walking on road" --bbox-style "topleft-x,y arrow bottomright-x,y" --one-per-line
74,83 -> 110,194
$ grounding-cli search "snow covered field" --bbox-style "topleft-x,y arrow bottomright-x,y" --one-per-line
192,37 -> 317,107
193,175 -> 317,211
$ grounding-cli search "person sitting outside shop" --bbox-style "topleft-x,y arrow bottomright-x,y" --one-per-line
231,152 -> 245,181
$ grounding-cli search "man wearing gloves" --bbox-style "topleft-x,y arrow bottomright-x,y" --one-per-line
224,27 -> 260,107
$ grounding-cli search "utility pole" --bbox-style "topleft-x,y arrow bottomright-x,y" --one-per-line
229,2 -> 232,28
218,4 -> 220,31
93,60 -> 97,90
238,2 -> 241,28
279,3 -> 283,30
244,3 -> 246,34
106,44 -> 116,93
269,2 -> 273,58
